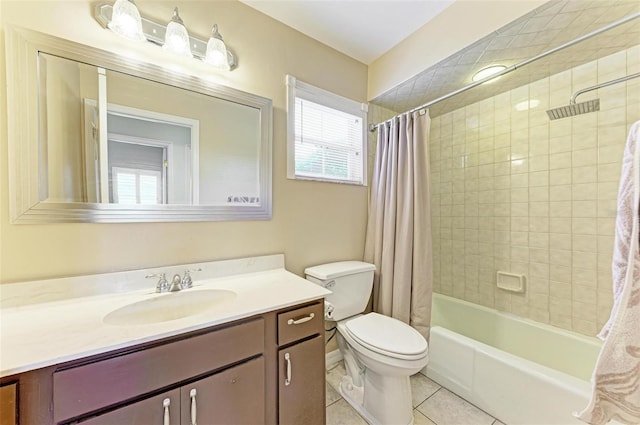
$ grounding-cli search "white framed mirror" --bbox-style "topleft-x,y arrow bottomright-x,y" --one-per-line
6,26 -> 272,223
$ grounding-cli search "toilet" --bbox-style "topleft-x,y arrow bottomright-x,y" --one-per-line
305,261 -> 429,425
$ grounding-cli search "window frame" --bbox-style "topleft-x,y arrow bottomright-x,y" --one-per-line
286,75 -> 368,186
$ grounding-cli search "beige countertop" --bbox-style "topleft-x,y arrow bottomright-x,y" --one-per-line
0,255 -> 330,377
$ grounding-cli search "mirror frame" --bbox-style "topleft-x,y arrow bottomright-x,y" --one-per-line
6,26 -> 273,223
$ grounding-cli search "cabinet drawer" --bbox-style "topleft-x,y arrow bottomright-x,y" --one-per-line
277,302 -> 323,346
54,318 -> 264,423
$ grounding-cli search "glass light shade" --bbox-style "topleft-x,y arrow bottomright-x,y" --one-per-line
472,65 -> 507,83
108,0 -> 145,41
163,8 -> 192,58
204,25 -> 229,70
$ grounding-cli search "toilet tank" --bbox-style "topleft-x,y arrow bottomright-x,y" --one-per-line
305,261 -> 376,321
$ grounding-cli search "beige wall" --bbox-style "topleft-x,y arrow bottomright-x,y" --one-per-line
429,45 -> 640,337
367,0 -> 546,100
0,1 -> 368,283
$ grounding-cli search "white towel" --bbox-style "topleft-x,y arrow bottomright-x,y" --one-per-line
577,121 -> 640,425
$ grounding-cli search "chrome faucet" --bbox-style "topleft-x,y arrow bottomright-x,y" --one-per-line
146,268 -> 202,293
169,274 -> 183,292
146,273 -> 169,293
181,268 -> 202,289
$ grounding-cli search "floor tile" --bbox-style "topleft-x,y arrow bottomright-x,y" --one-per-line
327,361 -> 347,392
493,420 -> 507,425
326,399 -> 368,425
417,388 -> 494,425
326,382 -> 342,406
410,372 -> 441,407
413,409 -> 437,425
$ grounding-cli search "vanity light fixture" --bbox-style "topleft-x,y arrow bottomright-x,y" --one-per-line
94,2 -> 237,70
163,7 -> 192,58
108,0 -> 145,41
472,65 -> 507,83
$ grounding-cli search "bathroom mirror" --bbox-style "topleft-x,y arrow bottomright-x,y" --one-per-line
6,27 -> 272,223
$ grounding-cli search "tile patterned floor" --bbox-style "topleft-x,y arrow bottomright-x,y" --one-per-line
326,361 -> 506,425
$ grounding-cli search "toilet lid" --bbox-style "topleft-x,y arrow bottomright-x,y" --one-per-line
344,312 -> 428,357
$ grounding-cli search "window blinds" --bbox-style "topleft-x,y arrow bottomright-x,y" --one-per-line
287,75 -> 367,186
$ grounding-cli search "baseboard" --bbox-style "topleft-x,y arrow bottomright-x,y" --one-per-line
326,349 -> 343,368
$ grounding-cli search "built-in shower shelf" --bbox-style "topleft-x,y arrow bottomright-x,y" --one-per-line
496,271 -> 526,293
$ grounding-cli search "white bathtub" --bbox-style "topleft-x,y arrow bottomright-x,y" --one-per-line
426,294 -> 603,425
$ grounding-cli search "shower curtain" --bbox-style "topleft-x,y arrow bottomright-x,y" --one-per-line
577,121 -> 640,425
363,110 -> 432,340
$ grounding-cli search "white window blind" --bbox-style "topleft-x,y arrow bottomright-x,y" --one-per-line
287,75 -> 367,185
112,167 -> 162,204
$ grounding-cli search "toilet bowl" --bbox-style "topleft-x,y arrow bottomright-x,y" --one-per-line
336,313 -> 429,425
305,261 -> 429,425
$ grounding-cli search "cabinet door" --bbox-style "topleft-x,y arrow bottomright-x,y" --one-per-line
0,382 -> 17,425
181,356 -> 265,425
278,335 -> 325,425
79,389 -> 179,425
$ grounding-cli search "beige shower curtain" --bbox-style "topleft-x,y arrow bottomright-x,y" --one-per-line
363,110 -> 432,340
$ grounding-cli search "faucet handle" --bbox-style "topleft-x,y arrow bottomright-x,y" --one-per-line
146,273 -> 169,293
182,268 -> 202,289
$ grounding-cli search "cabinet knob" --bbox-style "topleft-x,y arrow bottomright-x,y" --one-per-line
284,352 -> 292,386
287,313 -> 314,325
190,388 -> 197,425
162,398 -> 171,425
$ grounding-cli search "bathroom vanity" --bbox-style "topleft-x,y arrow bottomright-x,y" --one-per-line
0,255 -> 329,425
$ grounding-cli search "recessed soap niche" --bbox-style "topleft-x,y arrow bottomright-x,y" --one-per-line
496,271 -> 526,293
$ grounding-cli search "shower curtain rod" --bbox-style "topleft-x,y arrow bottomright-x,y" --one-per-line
368,11 -> 640,132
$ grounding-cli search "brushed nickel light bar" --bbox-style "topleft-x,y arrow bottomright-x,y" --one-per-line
94,1 -> 237,71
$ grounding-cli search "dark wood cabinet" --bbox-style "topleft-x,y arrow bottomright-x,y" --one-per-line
278,336 -> 325,425
276,302 -> 325,425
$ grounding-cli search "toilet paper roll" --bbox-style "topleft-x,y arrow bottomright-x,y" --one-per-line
324,301 -> 334,320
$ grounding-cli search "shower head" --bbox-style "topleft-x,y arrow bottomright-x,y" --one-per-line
546,98 -> 600,120
546,72 -> 640,120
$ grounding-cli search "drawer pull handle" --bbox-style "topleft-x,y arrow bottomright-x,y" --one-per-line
190,388 -> 197,425
163,398 -> 171,425
285,352 -> 292,386
287,313 -> 314,325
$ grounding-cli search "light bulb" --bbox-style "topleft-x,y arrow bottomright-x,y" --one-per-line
108,0 -> 145,41
163,7 -> 192,58
204,24 -> 229,70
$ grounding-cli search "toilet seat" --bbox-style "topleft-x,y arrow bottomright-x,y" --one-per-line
343,312 -> 428,361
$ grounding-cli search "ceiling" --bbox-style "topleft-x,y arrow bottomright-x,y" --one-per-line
239,0 -> 455,64
242,0 -> 640,120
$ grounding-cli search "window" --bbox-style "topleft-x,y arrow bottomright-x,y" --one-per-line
286,75 -> 368,185
112,167 -> 163,204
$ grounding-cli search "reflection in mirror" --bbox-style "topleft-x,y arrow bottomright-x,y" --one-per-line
39,53 -> 261,207
6,27 -> 272,223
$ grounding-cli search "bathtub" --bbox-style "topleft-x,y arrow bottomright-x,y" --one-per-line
426,294 -> 603,425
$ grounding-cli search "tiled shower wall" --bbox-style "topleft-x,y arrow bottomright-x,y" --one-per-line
429,45 -> 639,337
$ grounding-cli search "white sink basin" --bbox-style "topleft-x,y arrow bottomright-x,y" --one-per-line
103,289 -> 237,326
